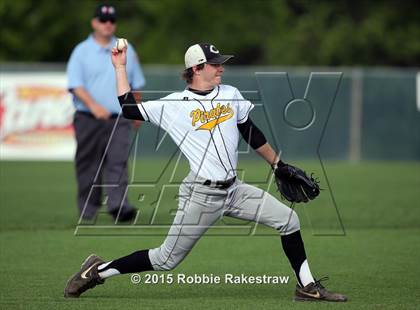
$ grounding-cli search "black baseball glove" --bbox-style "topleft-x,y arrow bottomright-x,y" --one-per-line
273,161 -> 320,203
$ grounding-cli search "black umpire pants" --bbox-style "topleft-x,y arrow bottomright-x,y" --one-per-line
73,111 -> 133,219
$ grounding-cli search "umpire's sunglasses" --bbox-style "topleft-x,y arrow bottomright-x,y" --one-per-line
99,17 -> 116,24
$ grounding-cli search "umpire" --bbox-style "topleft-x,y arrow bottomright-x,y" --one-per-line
67,4 -> 145,222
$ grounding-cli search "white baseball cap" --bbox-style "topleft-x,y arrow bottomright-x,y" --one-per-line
184,43 -> 234,69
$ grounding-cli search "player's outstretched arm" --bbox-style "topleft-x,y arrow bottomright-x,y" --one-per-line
237,118 -> 280,166
255,142 -> 280,167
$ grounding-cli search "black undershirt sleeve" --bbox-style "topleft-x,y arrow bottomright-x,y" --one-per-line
237,118 -> 267,149
117,92 -> 145,121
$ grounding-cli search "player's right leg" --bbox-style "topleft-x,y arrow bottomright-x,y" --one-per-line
64,254 -> 105,298
64,172 -> 222,297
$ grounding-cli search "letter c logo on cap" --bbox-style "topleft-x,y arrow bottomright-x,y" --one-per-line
210,45 -> 219,54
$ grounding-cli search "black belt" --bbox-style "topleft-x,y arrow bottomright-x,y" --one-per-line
202,177 -> 236,189
76,111 -> 119,119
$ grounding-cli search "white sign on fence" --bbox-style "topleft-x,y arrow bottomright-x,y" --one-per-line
0,72 -> 75,160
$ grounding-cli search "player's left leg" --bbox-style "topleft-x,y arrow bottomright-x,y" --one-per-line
223,181 -> 312,284
224,181 -> 347,302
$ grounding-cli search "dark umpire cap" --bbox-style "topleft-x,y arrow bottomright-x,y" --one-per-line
94,4 -> 117,22
184,43 -> 233,69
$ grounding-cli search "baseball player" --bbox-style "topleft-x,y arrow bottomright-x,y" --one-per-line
64,43 -> 347,302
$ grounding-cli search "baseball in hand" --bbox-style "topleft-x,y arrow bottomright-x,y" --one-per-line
116,38 -> 128,51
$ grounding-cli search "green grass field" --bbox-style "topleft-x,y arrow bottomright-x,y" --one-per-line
1,160 -> 419,309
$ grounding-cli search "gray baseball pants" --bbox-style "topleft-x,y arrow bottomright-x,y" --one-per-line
149,171 -> 300,271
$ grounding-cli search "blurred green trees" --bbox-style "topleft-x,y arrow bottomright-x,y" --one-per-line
0,0 -> 419,66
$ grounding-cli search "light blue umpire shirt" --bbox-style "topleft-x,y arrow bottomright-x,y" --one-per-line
67,35 -> 145,114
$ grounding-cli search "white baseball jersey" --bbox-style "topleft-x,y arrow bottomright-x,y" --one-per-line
137,84 -> 254,180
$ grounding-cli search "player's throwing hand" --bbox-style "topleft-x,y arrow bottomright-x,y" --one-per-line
111,46 -> 127,68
